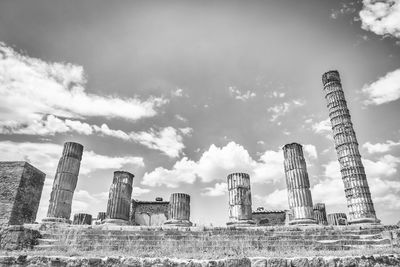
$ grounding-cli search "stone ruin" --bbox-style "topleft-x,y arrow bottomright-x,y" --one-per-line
130,197 -> 169,226
1,71 -> 399,266
0,162 -> 45,227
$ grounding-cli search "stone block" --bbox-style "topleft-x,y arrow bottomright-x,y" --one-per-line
0,161 -> 45,226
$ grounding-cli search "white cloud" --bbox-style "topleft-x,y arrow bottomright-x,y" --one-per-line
267,99 -> 305,122
255,189 -> 288,210
179,127 -> 193,136
175,114 -> 188,122
312,119 -> 331,136
270,91 -> 286,98
228,86 -> 256,101
171,88 -> 184,97
303,144 -> 318,160
142,141 -> 284,188
359,0 -> 400,38
132,187 -> 151,197
362,69 -> 400,105
201,182 -> 227,197
363,140 -> 400,154
0,43 -> 166,124
0,141 -> 144,176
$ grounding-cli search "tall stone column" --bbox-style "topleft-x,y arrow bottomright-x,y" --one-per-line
105,171 -> 134,225
43,142 -> 83,223
283,143 -> 316,225
164,193 -> 192,227
313,203 -> 328,225
322,70 -> 379,224
227,172 -> 255,226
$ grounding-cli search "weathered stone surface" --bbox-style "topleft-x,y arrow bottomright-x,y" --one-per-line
0,161 -> 45,227
313,203 -> 328,225
105,171 -> 134,224
322,70 -> 378,224
131,198 -> 169,226
0,225 -> 41,250
164,193 -> 192,227
73,213 -> 92,225
44,142 -> 83,223
227,173 -> 255,226
283,143 -> 316,225
327,213 -> 348,226
252,210 -> 286,226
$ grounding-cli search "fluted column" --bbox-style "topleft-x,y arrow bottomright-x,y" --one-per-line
164,193 -> 192,226
43,142 -> 83,223
73,213 -> 92,225
313,203 -> 328,225
327,213 -> 348,225
322,70 -> 379,224
283,143 -> 317,225
104,171 -> 134,225
226,173 -> 255,226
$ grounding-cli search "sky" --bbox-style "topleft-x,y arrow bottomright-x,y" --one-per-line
0,0 -> 399,226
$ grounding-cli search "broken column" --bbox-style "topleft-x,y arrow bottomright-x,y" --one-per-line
73,213 -> 92,225
313,203 -> 328,225
164,193 -> 192,226
43,142 -> 83,223
0,162 -> 45,226
322,70 -> 379,224
105,171 -> 134,225
226,172 -> 255,226
327,213 -> 348,225
283,143 -> 316,225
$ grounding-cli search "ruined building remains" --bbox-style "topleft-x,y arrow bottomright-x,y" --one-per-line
105,171 -> 134,225
97,212 -> 106,222
73,213 -> 92,225
130,197 -> 169,226
322,71 -> 378,224
252,208 -> 286,226
43,142 -> 83,223
283,143 -> 316,225
0,162 -> 45,226
327,213 -> 348,225
227,173 -> 255,226
313,203 -> 328,225
164,193 -> 192,227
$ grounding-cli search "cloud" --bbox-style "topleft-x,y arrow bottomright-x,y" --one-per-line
303,144 -> 318,160
363,140 -> 400,154
359,0 -> 400,38
269,91 -> 286,98
255,189 -> 288,210
362,69 -> 400,105
228,86 -> 256,101
142,141 -> 285,188
0,43 -> 167,124
0,140 -> 144,176
330,2 -> 358,19
132,187 -> 151,197
171,88 -> 184,97
267,99 -> 305,122
312,119 -> 331,136
201,182 -> 227,197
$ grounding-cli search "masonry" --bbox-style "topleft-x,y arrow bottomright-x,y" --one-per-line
130,198 -> 169,226
0,162 -> 45,227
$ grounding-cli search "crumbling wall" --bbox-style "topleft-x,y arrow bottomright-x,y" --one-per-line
252,211 -> 286,226
130,200 -> 169,226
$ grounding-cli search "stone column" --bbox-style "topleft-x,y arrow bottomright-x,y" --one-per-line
226,173 -> 255,226
73,213 -> 92,225
327,213 -> 348,225
283,143 -> 316,225
313,203 -> 328,225
322,70 -> 379,224
43,142 -> 83,223
164,193 -> 192,226
105,171 -> 134,225
97,212 -> 106,222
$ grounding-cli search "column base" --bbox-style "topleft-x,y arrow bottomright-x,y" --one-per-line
164,219 -> 192,227
348,217 -> 381,225
41,217 -> 71,224
103,219 -> 130,225
289,218 -> 318,225
226,220 -> 256,227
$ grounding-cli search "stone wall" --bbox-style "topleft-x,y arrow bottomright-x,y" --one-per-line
252,210 -> 286,226
0,162 -> 45,227
0,254 -> 399,266
130,199 -> 169,226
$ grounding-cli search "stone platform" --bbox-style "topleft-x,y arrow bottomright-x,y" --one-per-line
22,224 -> 399,253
